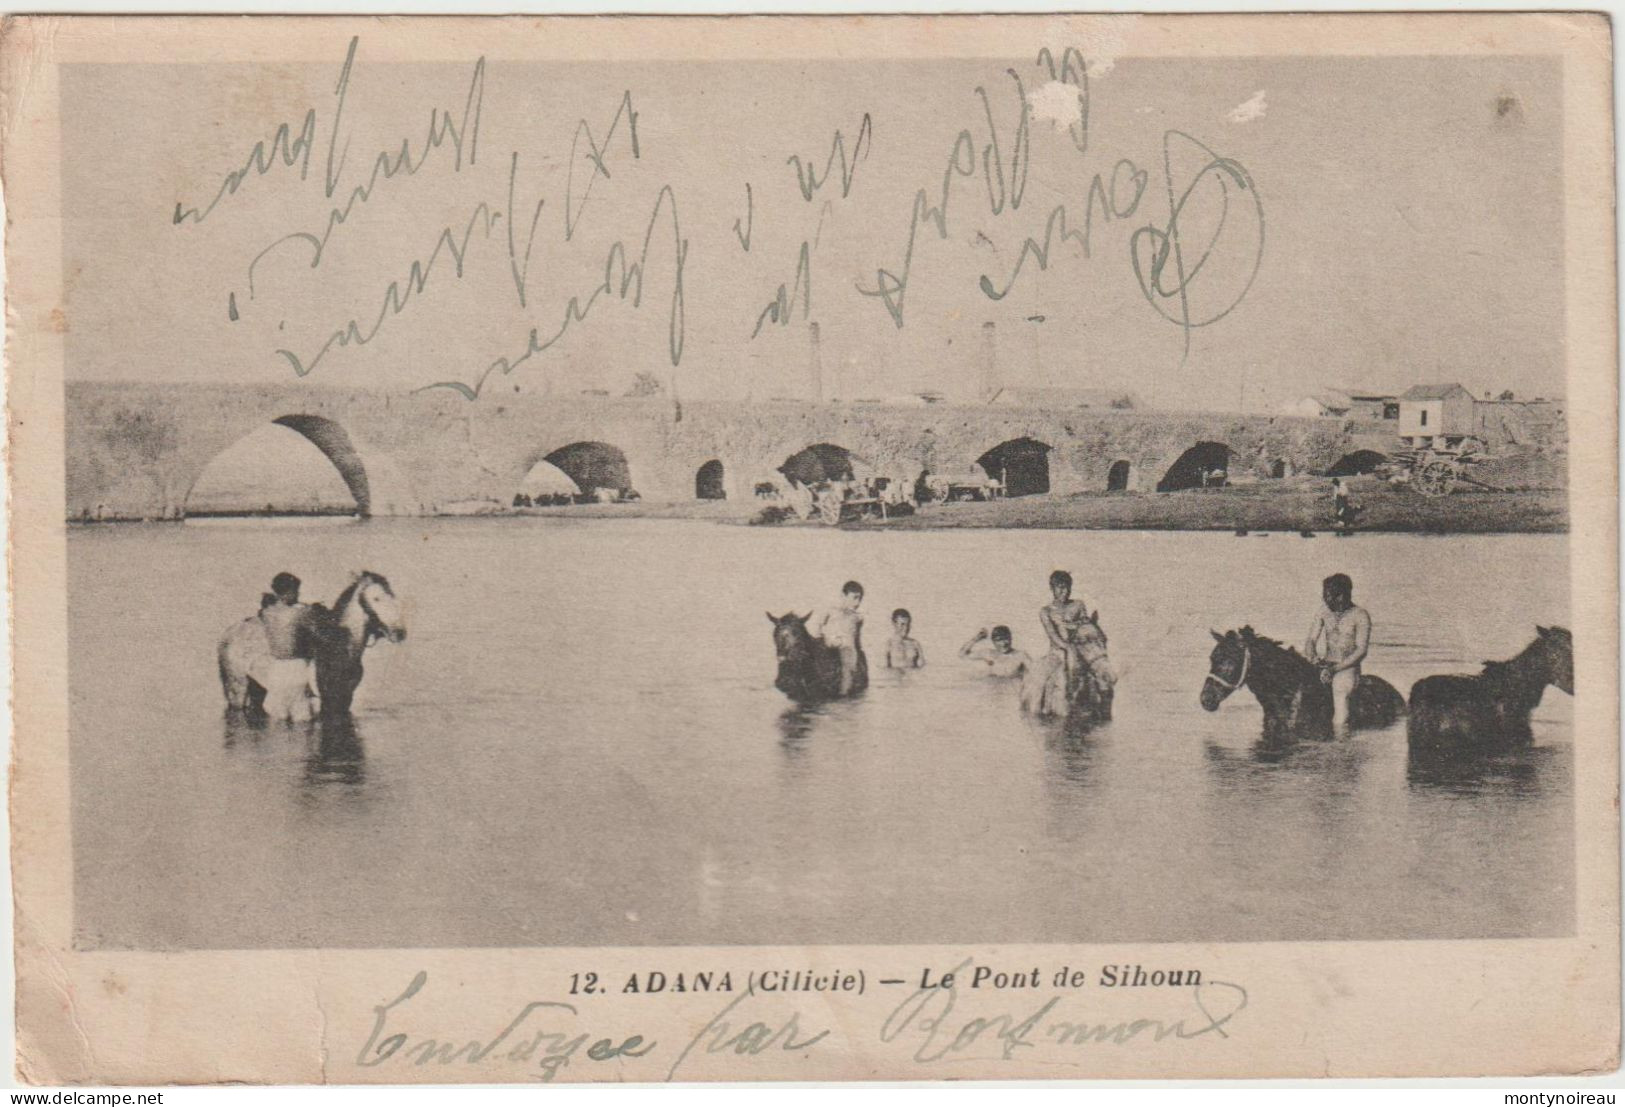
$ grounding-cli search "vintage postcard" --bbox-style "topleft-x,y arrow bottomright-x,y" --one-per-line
3,12 -> 1617,1084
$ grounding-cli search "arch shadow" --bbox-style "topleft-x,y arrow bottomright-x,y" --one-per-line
976,437 -> 1052,497
779,443 -> 867,486
1106,459 -> 1133,492
1157,441 -> 1232,492
542,441 -> 633,496
696,459 -> 727,500
1327,450 -> 1389,477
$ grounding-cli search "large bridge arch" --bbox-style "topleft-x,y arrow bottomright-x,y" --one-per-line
536,441 -> 635,497
1157,441 -> 1234,492
974,436 -> 1053,497
779,442 -> 870,485
183,414 -> 417,517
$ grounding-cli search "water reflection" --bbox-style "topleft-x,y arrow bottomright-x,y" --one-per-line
304,716 -> 367,789
1406,745 -> 1552,796
221,709 -> 270,748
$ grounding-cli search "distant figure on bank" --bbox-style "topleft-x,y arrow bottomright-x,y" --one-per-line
258,572 -> 318,721
1332,477 -> 1352,527
959,625 -> 1031,679
1304,572 -> 1371,731
814,580 -> 868,694
884,608 -> 925,669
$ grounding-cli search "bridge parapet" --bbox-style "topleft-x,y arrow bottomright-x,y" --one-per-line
65,382 -> 1358,520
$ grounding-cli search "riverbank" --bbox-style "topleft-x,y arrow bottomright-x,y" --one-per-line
475,481 -> 1569,533
95,481 -> 1569,533
874,485 -> 1570,534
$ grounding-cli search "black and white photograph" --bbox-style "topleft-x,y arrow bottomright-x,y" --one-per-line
6,11 -> 1617,1084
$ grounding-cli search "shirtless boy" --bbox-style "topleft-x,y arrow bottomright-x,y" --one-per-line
959,625 -> 1031,679
1304,572 -> 1372,731
884,608 -> 925,669
814,580 -> 867,694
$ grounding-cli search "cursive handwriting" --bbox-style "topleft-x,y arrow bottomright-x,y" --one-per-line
565,91 -> 641,242
666,985 -> 832,1080
1035,45 -> 1091,156
174,40 -> 1262,398
275,201 -> 497,377
425,184 -> 688,399
977,158 -> 1147,300
751,241 -> 813,337
733,182 -> 754,251
787,114 -> 873,202
880,962 -> 1249,1065
355,971 -> 656,1082
857,71 -> 1033,328
1130,129 -> 1266,357
173,112 -> 315,227
235,38 -> 486,305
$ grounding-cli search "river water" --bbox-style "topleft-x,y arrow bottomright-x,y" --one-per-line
69,520 -> 1574,949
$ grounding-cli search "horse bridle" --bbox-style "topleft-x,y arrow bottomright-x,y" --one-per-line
1205,645 -> 1251,693
354,580 -> 387,645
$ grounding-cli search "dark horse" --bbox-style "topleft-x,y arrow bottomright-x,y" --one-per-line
767,611 -> 867,703
1201,626 -> 1405,742
1407,626 -> 1572,752
306,571 -> 407,717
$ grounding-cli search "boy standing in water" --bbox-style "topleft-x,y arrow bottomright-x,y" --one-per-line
258,571 -> 317,720
814,580 -> 868,694
884,608 -> 925,669
1304,572 -> 1372,731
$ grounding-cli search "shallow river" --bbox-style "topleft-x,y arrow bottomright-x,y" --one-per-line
69,520 -> 1573,949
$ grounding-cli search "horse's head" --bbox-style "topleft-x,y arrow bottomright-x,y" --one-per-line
767,611 -> 814,662
1536,625 -> 1573,694
1202,627 -> 1253,711
352,571 -> 407,644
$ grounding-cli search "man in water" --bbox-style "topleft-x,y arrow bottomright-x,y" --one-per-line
814,580 -> 867,694
959,625 -> 1031,679
259,572 -> 318,720
883,608 -> 925,669
1304,572 -> 1372,731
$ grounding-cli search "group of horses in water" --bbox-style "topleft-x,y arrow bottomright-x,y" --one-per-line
770,611 -> 1573,757
216,571 -> 1571,761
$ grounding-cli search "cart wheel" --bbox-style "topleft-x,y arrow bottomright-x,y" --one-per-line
1418,460 -> 1455,496
820,496 -> 842,525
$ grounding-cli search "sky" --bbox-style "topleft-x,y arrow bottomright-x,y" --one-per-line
61,48 -> 1565,411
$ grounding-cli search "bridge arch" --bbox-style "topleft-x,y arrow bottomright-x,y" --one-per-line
779,443 -> 868,486
1157,441 -> 1233,492
184,414 -> 415,517
540,441 -> 634,497
1326,449 -> 1388,477
1106,459 -> 1133,492
975,437 -> 1052,497
695,459 -> 727,500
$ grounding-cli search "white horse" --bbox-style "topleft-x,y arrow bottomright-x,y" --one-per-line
218,571 -> 406,720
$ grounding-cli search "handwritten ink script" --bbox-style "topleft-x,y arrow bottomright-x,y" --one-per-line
349,960 -> 1248,1081
169,39 -> 1264,400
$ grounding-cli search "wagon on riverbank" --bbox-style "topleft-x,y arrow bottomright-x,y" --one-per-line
1383,442 -> 1503,496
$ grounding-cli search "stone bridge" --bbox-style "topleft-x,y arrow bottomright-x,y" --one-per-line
66,382 -> 1365,520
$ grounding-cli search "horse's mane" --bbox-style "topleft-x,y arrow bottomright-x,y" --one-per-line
1224,627 -> 1317,678
1479,627 -> 1570,679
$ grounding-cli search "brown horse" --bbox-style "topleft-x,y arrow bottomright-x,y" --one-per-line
767,612 -> 867,703
1407,626 -> 1572,752
1201,627 -> 1405,743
